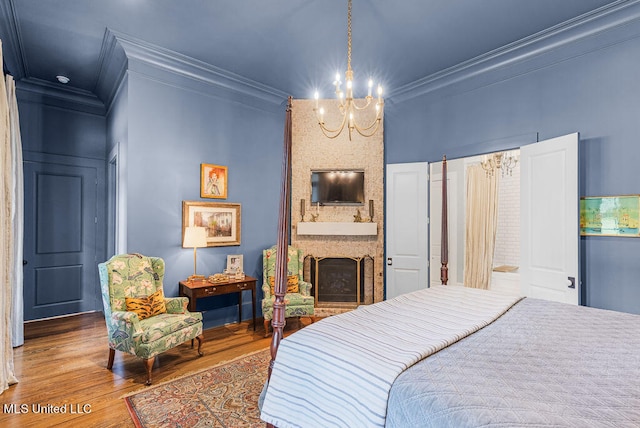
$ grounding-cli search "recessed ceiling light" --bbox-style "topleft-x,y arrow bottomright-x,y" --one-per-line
56,75 -> 70,84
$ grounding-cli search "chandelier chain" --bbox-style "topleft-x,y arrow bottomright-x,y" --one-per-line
347,0 -> 352,72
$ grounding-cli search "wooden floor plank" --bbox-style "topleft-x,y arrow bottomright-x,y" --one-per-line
0,313 -> 308,427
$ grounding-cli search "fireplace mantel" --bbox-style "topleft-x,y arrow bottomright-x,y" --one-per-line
296,222 -> 377,236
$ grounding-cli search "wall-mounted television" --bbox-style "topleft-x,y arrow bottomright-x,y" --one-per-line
311,170 -> 365,205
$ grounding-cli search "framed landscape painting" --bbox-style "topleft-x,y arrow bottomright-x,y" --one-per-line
580,195 -> 640,237
182,201 -> 241,247
200,164 -> 228,199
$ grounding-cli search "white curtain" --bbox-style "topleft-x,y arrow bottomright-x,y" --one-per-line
7,74 -> 23,348
1,39 -> 19,394
463,164 -> 499,290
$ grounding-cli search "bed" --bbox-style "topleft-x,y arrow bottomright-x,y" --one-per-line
261,285 -> 640,427
261,99 -> 640,427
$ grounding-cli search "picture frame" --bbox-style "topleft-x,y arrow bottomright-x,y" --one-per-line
580,195 -> 640,237
226,254 -> 244,274
200,164 -> 228,199
182,201 -> 241,247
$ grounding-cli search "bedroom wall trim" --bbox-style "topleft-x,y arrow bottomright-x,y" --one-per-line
95,29 -> 129,111
389,0 -> 640,104
16,77 -> 105,115
97,29 -> 288,112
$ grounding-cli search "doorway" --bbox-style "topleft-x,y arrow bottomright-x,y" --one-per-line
429,151 -> 522,294
427,133 -> 579,304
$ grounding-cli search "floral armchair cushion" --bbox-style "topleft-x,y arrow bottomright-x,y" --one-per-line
262,245 -> 314,321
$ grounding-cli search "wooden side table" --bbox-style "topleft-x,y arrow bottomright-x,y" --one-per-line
179,275 -> 257,331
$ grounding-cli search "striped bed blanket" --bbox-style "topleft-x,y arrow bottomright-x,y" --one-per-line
260,285 -> 523,428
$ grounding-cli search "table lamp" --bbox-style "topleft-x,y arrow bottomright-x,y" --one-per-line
183,226 -> 207,281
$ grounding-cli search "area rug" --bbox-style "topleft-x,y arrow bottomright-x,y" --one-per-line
124,348 -> 270,428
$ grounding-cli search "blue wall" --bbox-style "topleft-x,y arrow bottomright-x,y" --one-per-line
106,76 -> 128,156
385,14 -> 640,314
123,70 -> 285,328
17,89 -> 106,160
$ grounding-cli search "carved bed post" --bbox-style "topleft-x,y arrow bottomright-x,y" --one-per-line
268,96 -> 293,384
440,155 -> 449,285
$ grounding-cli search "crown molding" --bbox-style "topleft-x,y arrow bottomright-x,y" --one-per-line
388,0 -> 640,104
0,0 -> 27,78
96,29 -> 288,110
94,29 -> 128,109
16,77 -> 105,115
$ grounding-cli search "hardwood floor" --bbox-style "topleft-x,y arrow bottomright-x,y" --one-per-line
0,312 -> 309,427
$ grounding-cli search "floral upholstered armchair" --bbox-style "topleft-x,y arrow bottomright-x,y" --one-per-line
262,245 -> 314,337
98,254 -> 204,385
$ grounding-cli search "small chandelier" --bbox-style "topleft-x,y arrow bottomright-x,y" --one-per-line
313,0 -> 384,140
481,151 -> 519,177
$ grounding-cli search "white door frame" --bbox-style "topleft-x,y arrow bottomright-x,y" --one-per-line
108,142 -> 127,256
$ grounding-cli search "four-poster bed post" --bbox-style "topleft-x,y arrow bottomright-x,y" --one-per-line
267,96 -> 293,385
440,155 -> 449,285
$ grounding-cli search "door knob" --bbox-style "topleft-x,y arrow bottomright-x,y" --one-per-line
387,258 -> 393,266
567,276 -> 576,289
23,260 -> 27,265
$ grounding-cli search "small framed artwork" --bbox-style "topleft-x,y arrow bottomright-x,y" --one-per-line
201,164 -> 228,199
182,201 -> 241,247
580,195 -> 640,237
226,254 -> 244,274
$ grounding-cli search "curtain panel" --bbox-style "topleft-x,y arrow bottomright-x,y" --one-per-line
463,164 -> 499,290
6,74 -> 23,348
0,39 -> 19,395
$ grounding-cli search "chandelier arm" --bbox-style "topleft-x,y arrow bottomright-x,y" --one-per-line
353,120 -> 382,138
337,96 -> 347,110
351,98 -> 374,110
481,158 -> 493,172
319,124 -> 347,139
353,116 -> 382,133
316,109 -> 349,136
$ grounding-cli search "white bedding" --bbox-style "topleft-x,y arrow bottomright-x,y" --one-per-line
260,285 -> 523,428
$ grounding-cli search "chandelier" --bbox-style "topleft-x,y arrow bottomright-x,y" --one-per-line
481,151 -> 518,177
313,0 -> 384,140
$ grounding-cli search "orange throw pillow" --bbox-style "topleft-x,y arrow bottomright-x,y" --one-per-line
125,289 -> 167,320
269,275 -> 299,295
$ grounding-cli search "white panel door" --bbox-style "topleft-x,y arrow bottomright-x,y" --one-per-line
385,162 -> 429,299
521,133 -> 579,305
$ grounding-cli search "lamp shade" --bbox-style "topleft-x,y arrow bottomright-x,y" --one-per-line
183,226 -> 207,248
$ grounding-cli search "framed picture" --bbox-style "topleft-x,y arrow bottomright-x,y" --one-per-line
580,195 -> 640,237
200,164 -> 228,199
226,254 -> 244,274
182,201 -> 241,247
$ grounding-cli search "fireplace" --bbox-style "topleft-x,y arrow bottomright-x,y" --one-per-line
306,256 -> 373,308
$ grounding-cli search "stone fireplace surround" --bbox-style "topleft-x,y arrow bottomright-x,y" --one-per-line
290,99 -> 384,312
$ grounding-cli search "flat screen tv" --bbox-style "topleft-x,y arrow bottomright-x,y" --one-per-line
311,170 -> 364,205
